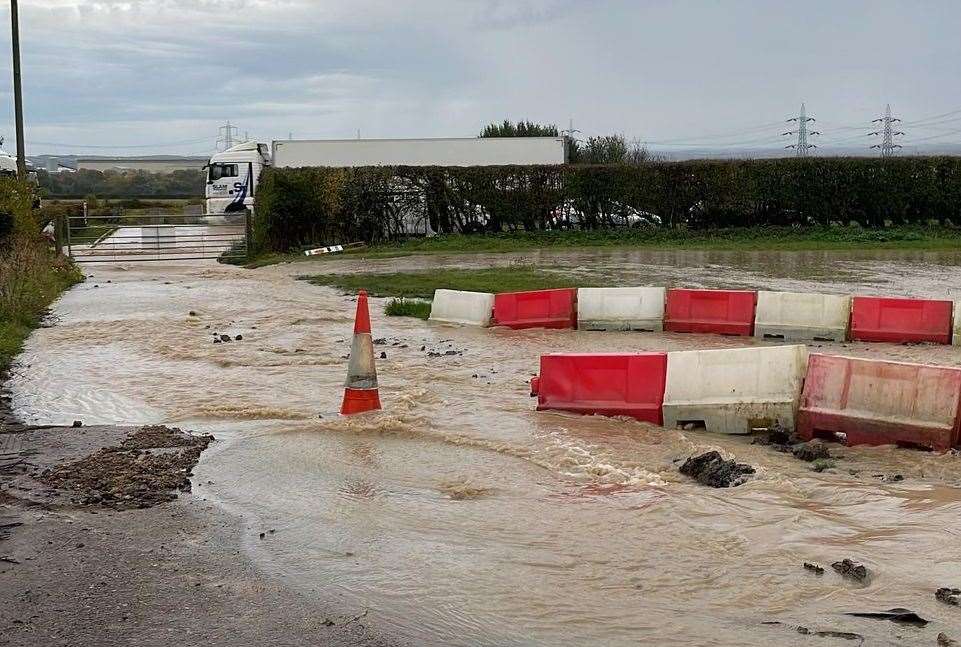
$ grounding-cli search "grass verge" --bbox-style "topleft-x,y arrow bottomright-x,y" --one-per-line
247,225 -> 961,268
0,234 -> 84,374
384,298 -> 432,320
301,265 -> 586,300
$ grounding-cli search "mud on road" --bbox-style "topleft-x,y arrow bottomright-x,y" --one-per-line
0,423 -> 397,647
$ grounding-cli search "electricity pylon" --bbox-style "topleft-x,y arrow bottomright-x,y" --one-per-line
783,103 -> 820,157
870,104 -> 903,157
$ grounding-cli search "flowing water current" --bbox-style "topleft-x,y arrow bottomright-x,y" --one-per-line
10,248 -> 961,645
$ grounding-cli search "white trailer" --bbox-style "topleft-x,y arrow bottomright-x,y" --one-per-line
204,137 -> 566,215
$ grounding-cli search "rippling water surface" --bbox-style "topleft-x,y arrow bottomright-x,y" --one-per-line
10,248 -> 961,645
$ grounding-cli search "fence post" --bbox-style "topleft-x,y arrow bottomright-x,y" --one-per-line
244,208 -> 253,261
54,212 -> 64,255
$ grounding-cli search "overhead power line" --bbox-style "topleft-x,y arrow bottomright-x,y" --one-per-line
902,127 -> 961,144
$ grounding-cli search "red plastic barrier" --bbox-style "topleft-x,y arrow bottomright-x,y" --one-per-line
529,353 -> 668,424
493,288 -> 576,330
663,288 -> 757,336
849,296 -> 953,344
797,354 -> 961,452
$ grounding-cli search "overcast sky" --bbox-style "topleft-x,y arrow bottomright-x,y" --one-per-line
1,0 -> 960,157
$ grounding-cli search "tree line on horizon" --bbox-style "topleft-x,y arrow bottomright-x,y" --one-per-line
479,119 -> 656,164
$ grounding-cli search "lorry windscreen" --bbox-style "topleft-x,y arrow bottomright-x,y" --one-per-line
208,163 -> 238,182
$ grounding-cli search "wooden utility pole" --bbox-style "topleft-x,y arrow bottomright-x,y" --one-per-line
10,0 -> 26,177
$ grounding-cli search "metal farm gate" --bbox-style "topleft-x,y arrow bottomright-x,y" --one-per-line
61,208 -> 250,264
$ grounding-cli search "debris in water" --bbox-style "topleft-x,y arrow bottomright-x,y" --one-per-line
792,440 -> 830,462
810,459 -> 836,473
796,627 -> 863,641
213,338 -> 221,344
219,334 -> 232,342
936,587 -> 960,606
844,608 -> 927,626
678,451 -> 755,488
439,478 -> 494,500
939,633 -> 959,646
831,559 -> 869,582
71,420 -> 83,428
188,311 -> 197,317
379,351 -> 387,359
752,423 -> 797,452
234,335 -> 243,341
40,426 -> 214,509
803,562 -> 824,575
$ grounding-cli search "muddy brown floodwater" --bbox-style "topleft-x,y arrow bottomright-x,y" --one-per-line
9,248 -> 961,645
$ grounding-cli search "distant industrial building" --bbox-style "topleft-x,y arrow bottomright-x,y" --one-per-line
75,156 -> 208,173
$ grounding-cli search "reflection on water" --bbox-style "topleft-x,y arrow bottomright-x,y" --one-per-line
9,249 -> 961,645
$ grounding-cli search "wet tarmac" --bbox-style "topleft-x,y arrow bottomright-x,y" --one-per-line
9,248 -> 961,645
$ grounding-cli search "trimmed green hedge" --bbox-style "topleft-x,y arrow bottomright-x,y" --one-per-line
252,157 -> 961,253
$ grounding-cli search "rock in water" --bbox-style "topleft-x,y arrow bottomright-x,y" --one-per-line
936,587 -> 961,606
679,451 -> 755,488
939,633 -> 959,647
832,558 -> 869,582
803,562 -> 824,575
793,440 -> 831,462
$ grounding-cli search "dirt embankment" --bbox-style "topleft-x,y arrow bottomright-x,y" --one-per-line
0,423 -> 398,647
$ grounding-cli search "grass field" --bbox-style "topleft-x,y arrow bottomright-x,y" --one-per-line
301,265 -> 591,319
250,225 -> 961,268
301,265 -> 587,300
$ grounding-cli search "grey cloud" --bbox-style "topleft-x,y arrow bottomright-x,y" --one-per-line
0,0 -> 959,156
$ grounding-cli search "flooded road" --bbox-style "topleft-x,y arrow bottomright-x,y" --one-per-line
10,248 -> 961,645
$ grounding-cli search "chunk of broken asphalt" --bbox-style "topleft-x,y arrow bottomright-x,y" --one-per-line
678,451 -> 755,488
831,559 -> 869,582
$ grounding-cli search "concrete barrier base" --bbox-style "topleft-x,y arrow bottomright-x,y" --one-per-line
755,324 -> 845,342
579,319 -> 664,332
663,402 -> 797,435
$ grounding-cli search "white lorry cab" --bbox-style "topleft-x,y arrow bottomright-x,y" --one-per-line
204,141 -> 270,215
204,137 -> 566,216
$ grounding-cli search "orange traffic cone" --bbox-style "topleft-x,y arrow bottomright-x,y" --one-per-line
340,290 -> 382,415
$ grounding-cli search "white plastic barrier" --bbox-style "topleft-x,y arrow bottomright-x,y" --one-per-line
955,302 -> 961,346
754,291 -> 850,342
429,289 -> 495,327
577,287 -> 666,331
663,345 -> 808,434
